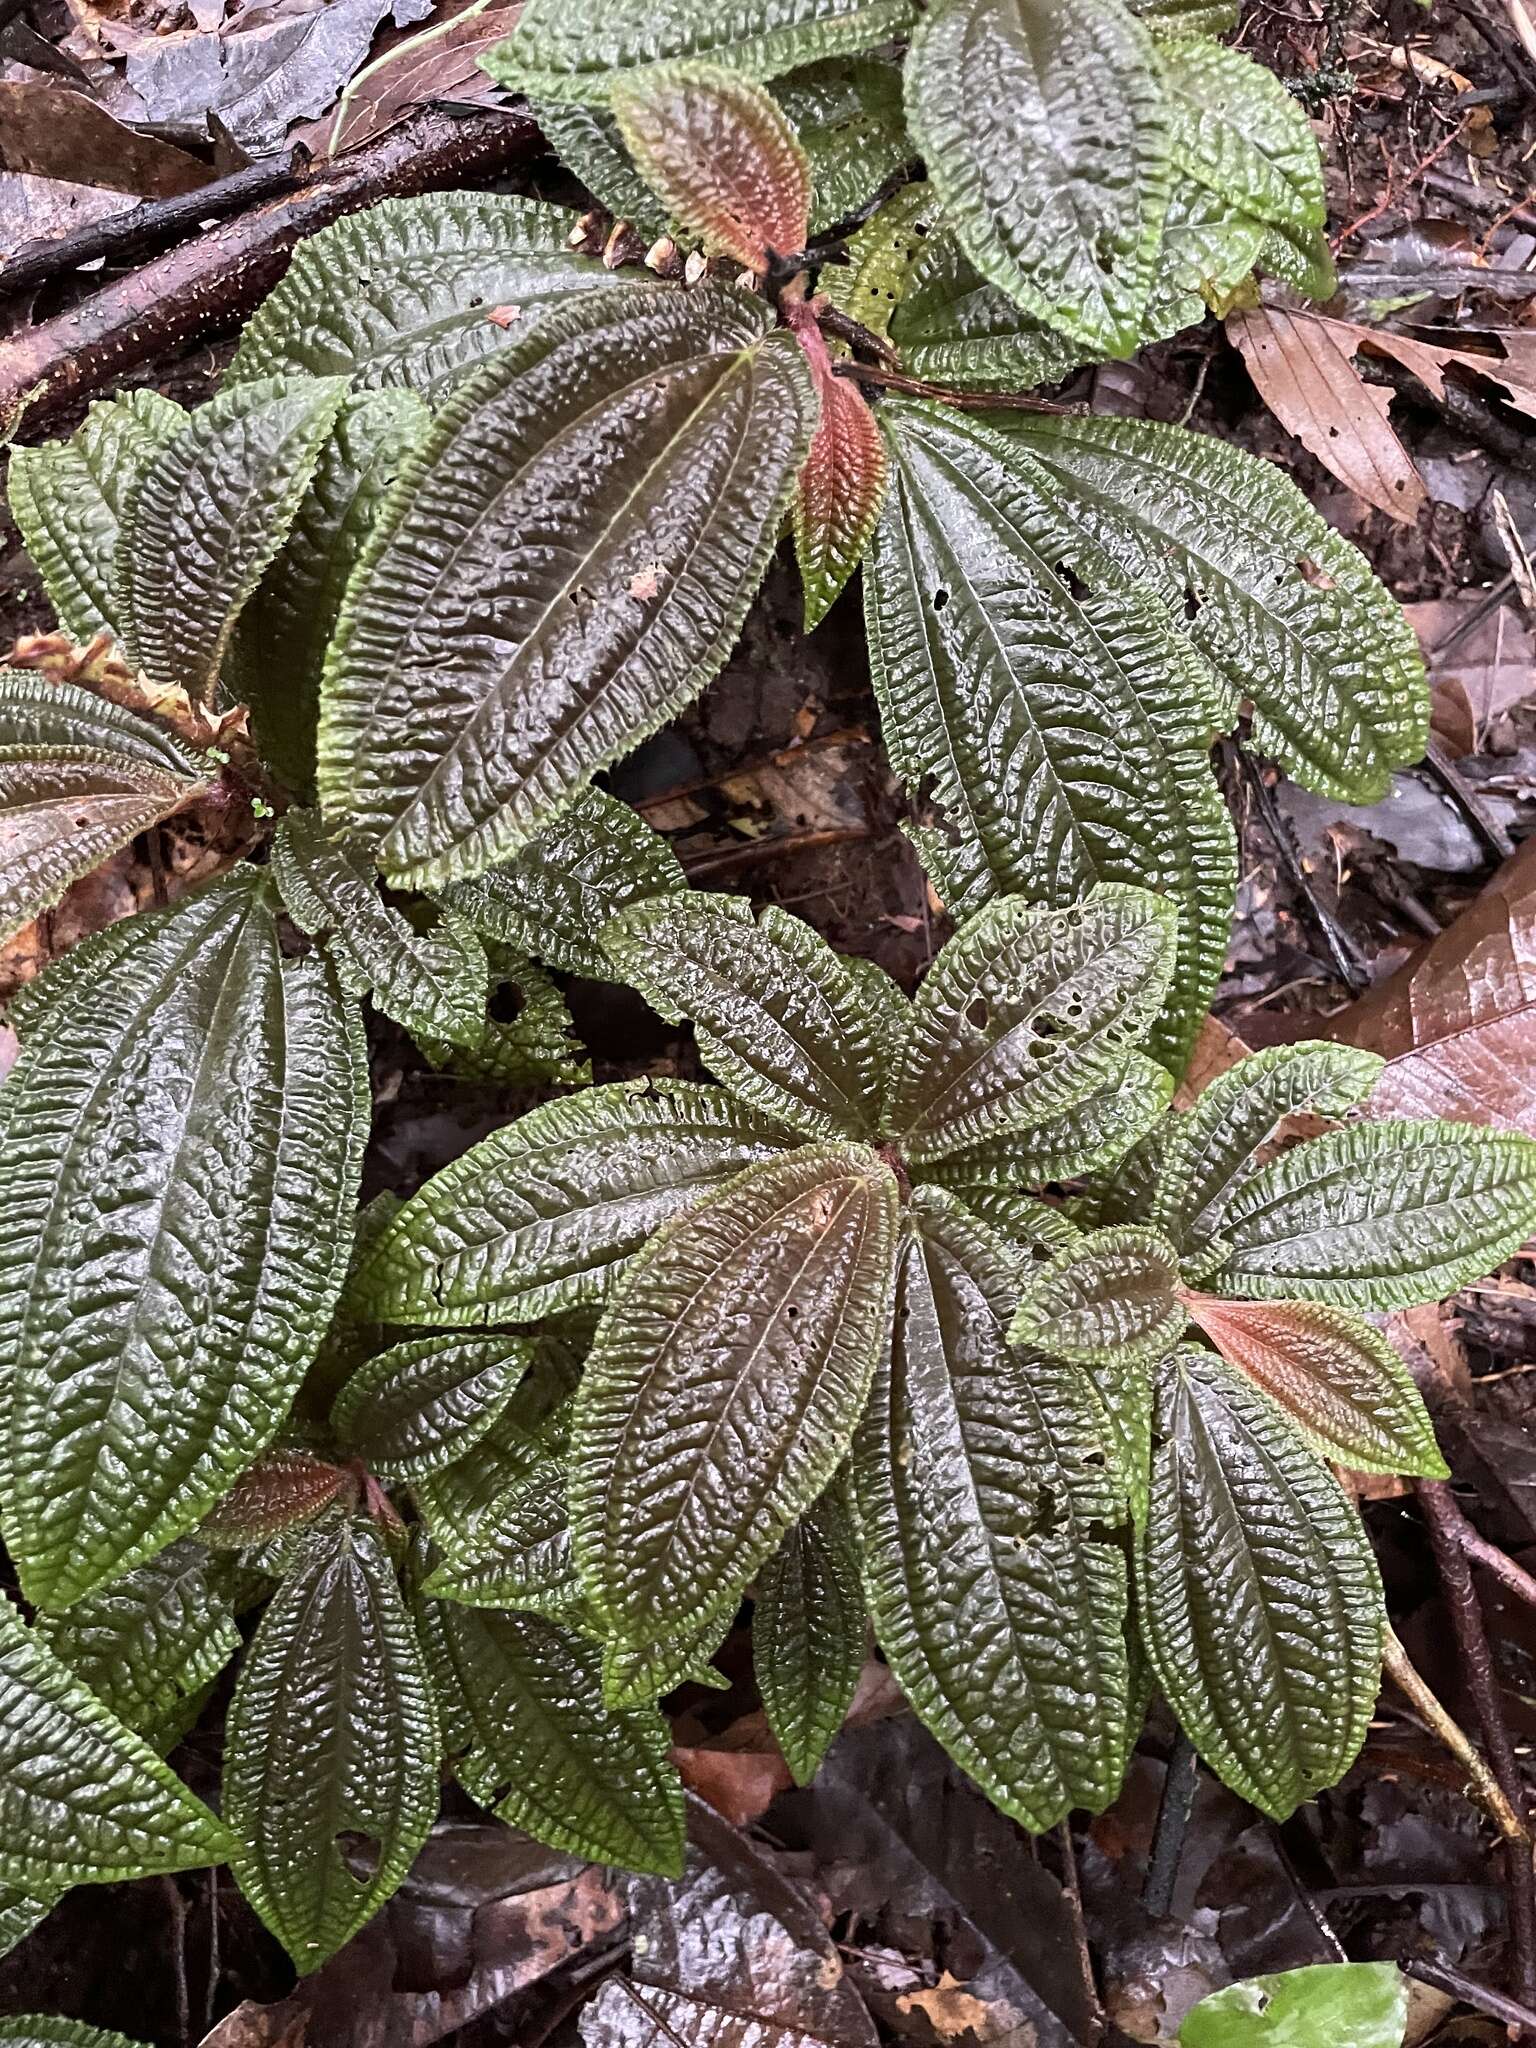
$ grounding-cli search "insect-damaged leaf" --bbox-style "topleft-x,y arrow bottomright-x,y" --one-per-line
1136,1347 -> 1384,1818
416,1595 -> 685,1873
601,891 -> 893,1141
350,1080 -> 789,1326
754,1481 -> 865,1784
853,1193 -> 1133,1831
224,1518 -> 438,1968
778,56 -> 908,234
332,1333 -> 536,1480
318,286 -> 816,889
483,0 -> 917,104
612,63 -> 811,272
0,673 -> 215,947
0,871 -> 368,1609
904,0 -> 1171,357
573,1145 -> 900,1646
0,1594 -> 233,1892
118,376 -> 349,705
1010,1225 -> 1183,1365
791,316 -> 888,631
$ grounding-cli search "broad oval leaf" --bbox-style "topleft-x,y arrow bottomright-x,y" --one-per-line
199,1450 -> 350,1548
999,413 -> 1428,802
791,316 -> 888,631
420,1442 -> 578,1617
0,672 -> 215,946
350,1080 -> 789,1326
271,809 -> 490,1048
33,1540 -> 239,1754
776,57 -> 908,235
886,885 -> 1177,1164
118,376 -> 349,705
601,892 -> 892,1140
920,1053 -> 1174,1187
228,193 -> 643,392
888,222 -> 1090,391
416,1595 -> 685,1873
612,63 -> 811,271
483,0 -> 916,104
6,390 -> 183,645
1208,1120 -> 1536,1311
1135,1346 -> 1384,1818
904,0 -> 1171,357
852,1193 -> 1133,1829
332,1333 -> 536,1480
1182,1295 -> 1447,1478
1161,37 -> 1324,240
572,1143 -> 900,1645
318,286 -> 817,889
754,1480 -> 865,1785
224,1518 -> 439,1968
1180,1962 -> 1408,2048
865,403 -> 1234,1068
0,2018 -> 154,2047
0,1594 -> 232,1891
443,787 -> 685,981
821,181 -> 937,343
1009,1225 -> 1183,1365
0,872 -> 368,1609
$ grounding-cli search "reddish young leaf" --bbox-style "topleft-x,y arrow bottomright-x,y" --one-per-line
199,1450 -> 350,1547
1182,1292 -> 1447,1478
610,61 -> 811,274
789,309 -> 889,631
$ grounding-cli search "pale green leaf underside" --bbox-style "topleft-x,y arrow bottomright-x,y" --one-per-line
0,871 -> 368,1609
755,1480 -> 866,1784
224,1519 -> 439,1968
332,1332 -> 536,1479
1180,1962 -> 1408,2048
573,1144 -> 900,1645
351,1079 -> 790,1326
1136,1347 -> 1383,1818
1010,1224 -> 1183,1365
318,286 -> 816,889
0,1596 -> 232,1891
853,1194 -> 1132,1829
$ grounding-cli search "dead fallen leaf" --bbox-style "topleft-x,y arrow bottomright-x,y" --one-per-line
0,81 -> 213,198
318,0 -> 519,153
671,1732 -> 793,1827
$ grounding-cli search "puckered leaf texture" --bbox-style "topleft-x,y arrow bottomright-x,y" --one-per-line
791,317 -> 888,631
0,673 -> 214,946
1009,1225 -> 1183,1365
573,1144 -> 900,1646
413,1376 -> 575,1577
777,56 -> 908,234
0,2018 -> 155,2047
350,1080 -> 789,1326
0,1594 -> 232,1892
904,0 -> 1171,357
0,871 -> 368,1609
420,1440 -> 578,1617
417,1595 -> 685,1873
754,1480 -> 865,1784
1136,1347 -> 1384,1818
318,286 -> 816,889
1161,36 -> 1324,240
853,1193 -> 1134,1830
601,1602 -> 736,1709
224,1518 -> 439,1968
332,1333 -> 536,1480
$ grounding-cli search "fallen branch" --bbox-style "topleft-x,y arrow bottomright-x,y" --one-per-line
1380,1624 -> 1527,1844
0,104 -> 542,439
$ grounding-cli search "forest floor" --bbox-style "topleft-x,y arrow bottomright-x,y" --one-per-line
4,0 -> 1536,2041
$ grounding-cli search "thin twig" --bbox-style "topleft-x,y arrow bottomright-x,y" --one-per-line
1143,1732 -> 1200,1918
1221,740 -> 1371,994
1380,1625 -> 1528,1842
830,361 -> 1083,413
1426,1481 -> 1536,1617
681,826 -> 872,880
1422,734 -> 1516,863
1402,1952 -> 1536,2038
1056,1821 -> 1104,2046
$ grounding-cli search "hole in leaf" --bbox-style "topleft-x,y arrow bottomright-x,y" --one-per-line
933,588 -> 950,611
966,996 -> 989,1029
340,1833 -> 383,1884
1182,585 -> 1202,622
786,1304 -> 801,1319
489,980 -> 526,1024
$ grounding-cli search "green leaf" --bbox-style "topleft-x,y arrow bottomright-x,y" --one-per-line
416,951 -> 591,1088
482,0 -> 916,104
1208,1120 -> 1536,1311
1009,1225 -> 1183,1365
318,287 -> 816,889
0,1892 -> 56,1962
754,1481 -> 865,1784
442,787 -> 685,981
0,2020 -> 155,2047
6,390 -> 183,645
888,225 -> 1091,391
998,413 -> 1429,802
1182,1295 -> 1448,1478
919,1054 -> 1174,1187
420,1442 -> 580,1617
0,672 -> 215,946
1162,38 -> 1325,239
118,376 -> 349,704
601,1602 -> 735,1707
271,809 -> 490,1048
1180,1963 -> 1408,2048
1148,178 -> 1268,335
417,1596 -> 684,1873
1135,1347 -> 1384,1818
332,1333 -> 536,1480
0,1593 -> 233,1891
228,388 -> 429,801
0,871 -> 368,1609
229,193 -> 644,392
573,1143 -> 900,1645
529,100 -> 671,238
943,1189 -> 1083,1260
775,57 -> 909,235
602,892 -> 892,1139
33,1540 -> 239,1754
904,0 -> 1171,357
885,885 -> 1177,1164
865,403 -> 1235,1067
1151,1041 -> 1385,1252
852,1192 -> 1133,1829
350,1080 -> 788,1326
1128,0 -> 1236,32
820,181 -> 937,342
224,1518 -> 439,1968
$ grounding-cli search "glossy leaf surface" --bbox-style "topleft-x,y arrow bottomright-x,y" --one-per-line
888,222 -> 1089,391
0,873 -> 368,1608
0,2017 -> 154,2046
921,1055 -> 1174,1188
754,1482 -> 865,1784
332,1333 -> 535,1480
1010,1226 -> 1183,1365
1180,1963 -> 1408,2048
198,1451 -> 349,1548
791,316 -> 888,631
601,1602 -> 736,1708
776,57 -> 908,234
1162,37 -> 1324,241
573,1145 -> 900,1644
319,287 -> 815,888
420,1442 -> 578,1617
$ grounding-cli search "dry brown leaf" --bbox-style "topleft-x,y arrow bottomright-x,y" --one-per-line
321,0 -> 519,153
0,81 -> 214,198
